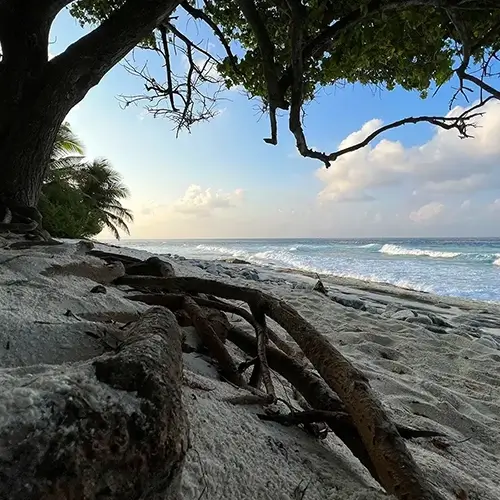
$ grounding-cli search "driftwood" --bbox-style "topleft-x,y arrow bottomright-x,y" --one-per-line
118,275 -> 444,500
0,307 -> 188,500
127,293 -> 301,359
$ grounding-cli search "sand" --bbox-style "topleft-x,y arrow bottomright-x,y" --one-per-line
0,240 -> 499,499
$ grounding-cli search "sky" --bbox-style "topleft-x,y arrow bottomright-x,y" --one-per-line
50,8 -> 500,240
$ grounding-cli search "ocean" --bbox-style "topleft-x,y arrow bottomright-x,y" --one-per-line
116,238 -> 500,302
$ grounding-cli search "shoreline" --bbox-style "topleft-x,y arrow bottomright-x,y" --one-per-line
102,238 -> 500,305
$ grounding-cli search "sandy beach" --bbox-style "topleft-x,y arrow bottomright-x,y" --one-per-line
1,240 -> 499,500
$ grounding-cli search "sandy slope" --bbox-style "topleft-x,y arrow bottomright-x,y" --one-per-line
0,241 -> 499,499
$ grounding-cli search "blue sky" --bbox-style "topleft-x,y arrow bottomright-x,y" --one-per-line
51,9 -> 500,239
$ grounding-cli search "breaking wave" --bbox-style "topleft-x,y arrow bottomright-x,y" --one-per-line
379,244 -> 460,259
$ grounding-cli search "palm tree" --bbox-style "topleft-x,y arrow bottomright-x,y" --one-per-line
41,124 -> 133,239
78,158 -> 134,239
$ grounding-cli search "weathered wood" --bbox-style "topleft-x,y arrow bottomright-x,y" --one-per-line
116,275 -> 444,500
183,296 -> 245,387
0,307 -> 188,500
257,410 -> 445,441
127,292 -> 301,358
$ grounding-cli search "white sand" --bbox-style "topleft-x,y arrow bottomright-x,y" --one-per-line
0,240 -> 499,499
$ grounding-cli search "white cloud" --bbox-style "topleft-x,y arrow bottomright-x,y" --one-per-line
460,199 -> 471,210
316,99 -> 500,202
489,198 -> 500,211
172,184 -> 244,216
409,202 -> 444,223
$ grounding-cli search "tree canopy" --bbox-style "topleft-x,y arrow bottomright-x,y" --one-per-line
68,0 -> 500,165
0,0 -> 499,210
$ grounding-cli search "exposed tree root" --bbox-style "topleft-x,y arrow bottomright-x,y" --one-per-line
182,296 -> 246,387
257,410 -> 446,441
127,292 -> 301,358
117,275 -> 444,500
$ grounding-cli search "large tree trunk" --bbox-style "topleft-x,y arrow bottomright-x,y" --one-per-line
0,97 -> 67,208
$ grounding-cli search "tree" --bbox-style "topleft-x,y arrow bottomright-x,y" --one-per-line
77,158 -> 134,239
1,0 -> 499,216
39,124 -> 133,239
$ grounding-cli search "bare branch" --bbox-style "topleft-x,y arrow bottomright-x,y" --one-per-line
320,100 -> 493,167
120,24 -> 225,135
158,25 -> 177,112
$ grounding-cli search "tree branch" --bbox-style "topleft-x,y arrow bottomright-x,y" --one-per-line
234,0 -> 289,144
159,25 -> 177,112
320,101 -> 492,167
447,7 -> 500,101
50,0 -> 181,104
180,0 -> 242,79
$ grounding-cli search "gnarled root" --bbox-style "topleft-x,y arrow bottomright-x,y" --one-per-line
118,275 -> 445,500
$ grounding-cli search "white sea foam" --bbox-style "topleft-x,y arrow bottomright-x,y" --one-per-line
379,244 -> 460,259
494,256 -> 500,266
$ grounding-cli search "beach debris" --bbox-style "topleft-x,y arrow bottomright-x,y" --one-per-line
90,284 -> 107,294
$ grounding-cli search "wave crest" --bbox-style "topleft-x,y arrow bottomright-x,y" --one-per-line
379,244 -> 460,259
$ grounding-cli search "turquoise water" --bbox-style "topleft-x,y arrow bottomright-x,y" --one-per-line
116,238 -> 500,302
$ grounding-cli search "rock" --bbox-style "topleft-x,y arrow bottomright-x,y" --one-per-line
223,258 -> 251,265
90,284 -> 107,294
406,315 -> 433,325
391,309 -> 417,321
476,336 -> 499,350
0,307 -> 188,500
241,269 -> 260,281
313,279 -> 328,295
427,312 -> 453,328
330,295 -> 366,311
126,256 -> 175,278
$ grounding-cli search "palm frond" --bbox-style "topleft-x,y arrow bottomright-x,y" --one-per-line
52,122 -> 85,159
